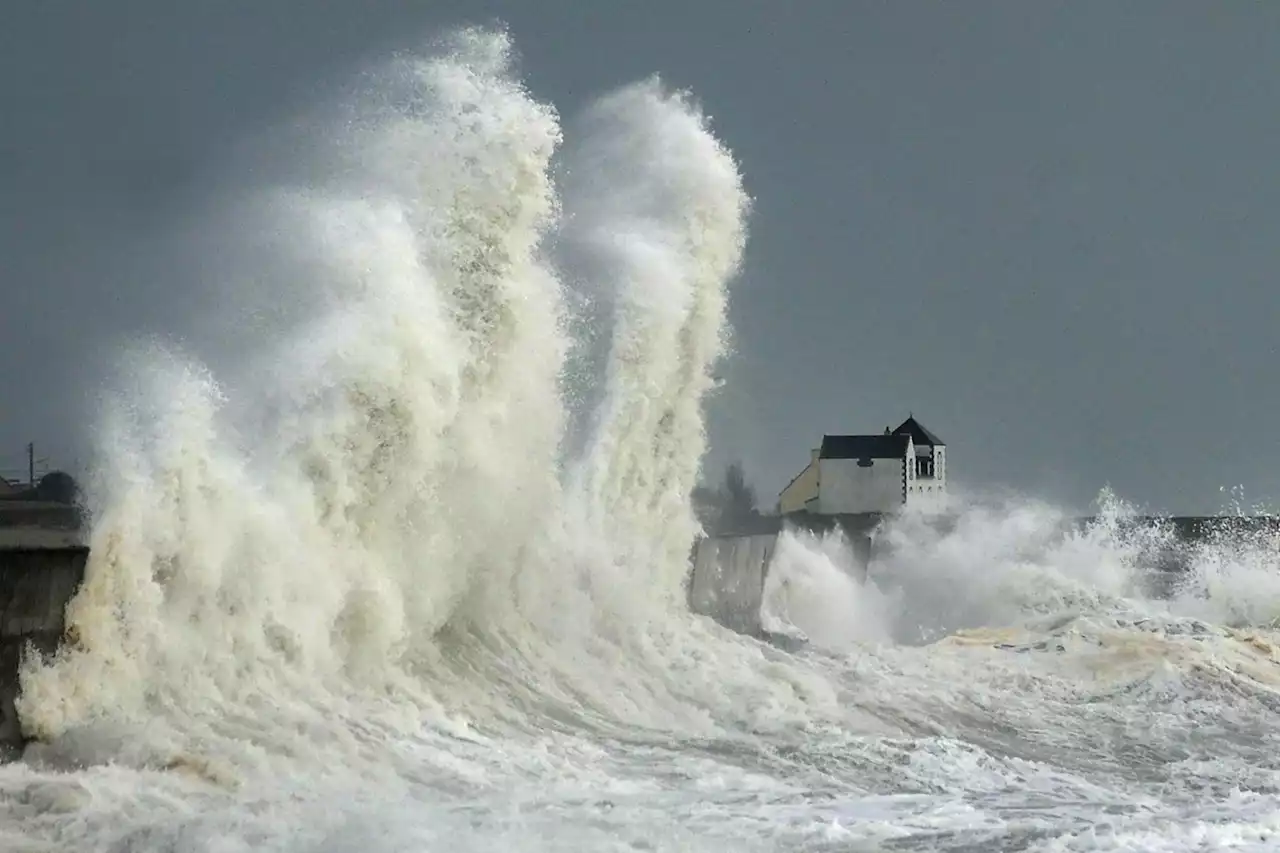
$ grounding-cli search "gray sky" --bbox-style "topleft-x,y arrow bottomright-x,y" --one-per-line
2,2 -> 1278,515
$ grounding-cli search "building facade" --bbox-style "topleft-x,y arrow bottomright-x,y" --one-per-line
776,416 -> 946,516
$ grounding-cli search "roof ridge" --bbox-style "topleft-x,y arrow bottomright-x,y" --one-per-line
892,415 -> 945,446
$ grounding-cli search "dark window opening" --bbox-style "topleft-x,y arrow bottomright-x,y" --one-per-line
915,456 -> 935,479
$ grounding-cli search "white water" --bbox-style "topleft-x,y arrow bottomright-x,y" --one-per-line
5,28 -> 1280,851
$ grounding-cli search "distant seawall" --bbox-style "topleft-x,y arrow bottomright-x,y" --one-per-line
687,512 -> 1280,639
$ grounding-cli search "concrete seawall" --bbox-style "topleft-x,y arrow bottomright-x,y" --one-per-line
686,512 -> 1280,640
688,534 -> 777,637
0,517 -> 87,756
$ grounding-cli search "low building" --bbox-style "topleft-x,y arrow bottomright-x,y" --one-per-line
777,415 -> 946,515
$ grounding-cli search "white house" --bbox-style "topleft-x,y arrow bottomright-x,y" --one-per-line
777,415 -> 946,515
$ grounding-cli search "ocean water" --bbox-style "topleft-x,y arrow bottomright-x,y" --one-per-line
5,28 -> 1280,852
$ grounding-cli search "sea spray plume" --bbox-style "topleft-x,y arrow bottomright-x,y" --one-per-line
1170,517 -> 1280,628
1166,486 -> 1280,627
412,79 -> 779,732
459,83 -> 854,736
761,528 -> 894,650
16,29 -> 568,744
420,79 -> 852,737
17,35 -> 844,759
270,30 -> 569,636
560,79 -> 749,599
866,489 -> 1176,644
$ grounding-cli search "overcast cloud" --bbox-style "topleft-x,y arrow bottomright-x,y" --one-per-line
2,2 -> 1278,514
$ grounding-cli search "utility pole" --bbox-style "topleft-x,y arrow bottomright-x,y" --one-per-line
27,442 -> 34,488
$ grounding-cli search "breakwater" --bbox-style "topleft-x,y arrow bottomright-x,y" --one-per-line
687,513 -> 1280,638
0,528 -> 86,754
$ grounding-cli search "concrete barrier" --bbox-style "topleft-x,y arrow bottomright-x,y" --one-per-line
0,525 -> 87,756
688,534 -> 777,636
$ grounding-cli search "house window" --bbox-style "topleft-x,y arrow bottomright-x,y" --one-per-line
915,456 -> 934,479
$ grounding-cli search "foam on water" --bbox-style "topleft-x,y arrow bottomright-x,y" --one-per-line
3,26 -> 1280,852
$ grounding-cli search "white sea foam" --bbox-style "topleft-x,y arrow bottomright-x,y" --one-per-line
760,527 -> 893,650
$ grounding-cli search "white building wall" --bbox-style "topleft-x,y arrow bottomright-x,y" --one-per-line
817,457 -> 905,514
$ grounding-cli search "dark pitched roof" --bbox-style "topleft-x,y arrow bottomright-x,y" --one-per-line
819,434 -> 909,460
893,415 -> 944,446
